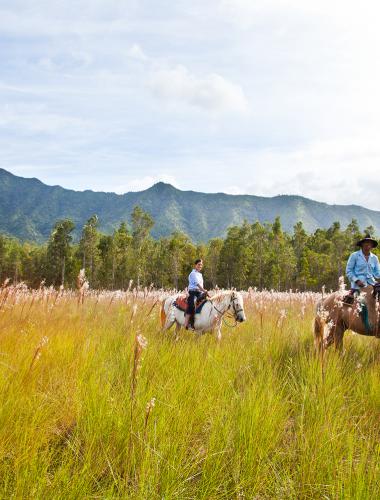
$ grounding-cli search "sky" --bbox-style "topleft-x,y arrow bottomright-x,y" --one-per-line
1,0 -> 380,209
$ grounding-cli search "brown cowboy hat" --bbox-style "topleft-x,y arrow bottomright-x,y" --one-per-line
357,235 -> 378,248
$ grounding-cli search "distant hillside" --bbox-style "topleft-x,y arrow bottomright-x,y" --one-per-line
1,168 -> 380,242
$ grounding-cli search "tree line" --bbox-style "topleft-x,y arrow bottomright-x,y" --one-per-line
0,206 -> 377,291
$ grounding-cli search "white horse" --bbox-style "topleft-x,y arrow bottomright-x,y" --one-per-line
160,290 -> 246,340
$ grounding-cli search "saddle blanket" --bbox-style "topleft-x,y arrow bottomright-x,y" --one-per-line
173,295 -> 209,314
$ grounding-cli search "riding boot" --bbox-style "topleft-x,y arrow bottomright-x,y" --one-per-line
343,289 -> 359,305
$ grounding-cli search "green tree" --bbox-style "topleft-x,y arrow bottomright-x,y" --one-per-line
79,215 -> 100,286
328,222 -> 351,287
345,219 -> 362,250
0,213 -> 379,292
113,222 -> 133,289
292,221 -> 309,289
0,235 -> 6,282
131,206 -> 154,287
7,240 -> 22,284
267,217 -> 296,290
21,242 -> 47,287
248,221 -> 270,289
218,221 -> 253,288
298,248 -> 311,290
46,219 -> 75,286
167,232 -> 194,289
207,238 -> 223,288
97,235 -> 115,289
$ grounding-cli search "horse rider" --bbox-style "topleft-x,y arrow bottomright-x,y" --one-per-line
346,235 -> 380,300
184,259 -> 209,330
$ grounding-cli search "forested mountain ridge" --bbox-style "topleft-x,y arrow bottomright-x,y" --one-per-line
1,167 -> 380,242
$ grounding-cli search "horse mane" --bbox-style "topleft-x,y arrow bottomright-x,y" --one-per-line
210,290 -> 233,304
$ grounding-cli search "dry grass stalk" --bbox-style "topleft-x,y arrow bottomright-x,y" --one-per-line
130,333 -> 148,405
77,269 -> 89,305
0,279 -> 11,310
146,300 -> 158,318
25,336 -> 49,379
144,397 -> 156,440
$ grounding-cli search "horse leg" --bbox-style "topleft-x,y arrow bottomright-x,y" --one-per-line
333,321 -> 346,352
319,310 -> 345,352
161,307 -> 176,332
162,319 -> 174,332
314,316 -> 324,353
216,320 -> 223,341
320,319 -> 334,349
175,322 -> 181,341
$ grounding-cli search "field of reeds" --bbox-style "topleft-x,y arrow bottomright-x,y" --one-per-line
1,282 -> 380,499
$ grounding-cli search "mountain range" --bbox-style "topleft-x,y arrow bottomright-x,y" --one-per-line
1,168 -> 379,243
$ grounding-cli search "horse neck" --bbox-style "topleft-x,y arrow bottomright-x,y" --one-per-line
212,292 -> 231,313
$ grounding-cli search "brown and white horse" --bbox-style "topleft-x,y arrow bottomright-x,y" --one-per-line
314,285 -> 380,351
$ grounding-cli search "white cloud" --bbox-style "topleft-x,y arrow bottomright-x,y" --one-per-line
223,185 -> 244,195
0,1 -> 136,36
38,51 -> 93,72
1,0 -> 380,213
219,0 -> 288,27
0,104 -> 92,135
127,43 -> 148,61
219,0 -> 378,24
239,136 -> 380,209
149,65 -> 248,113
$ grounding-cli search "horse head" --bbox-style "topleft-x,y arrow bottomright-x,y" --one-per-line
230,291 -> 246,323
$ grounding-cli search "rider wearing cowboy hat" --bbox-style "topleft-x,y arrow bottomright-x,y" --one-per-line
346,235 -> 380,291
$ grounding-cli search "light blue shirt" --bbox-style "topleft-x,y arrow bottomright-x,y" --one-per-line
346,250 -> 380,289
188,269 -> 204,291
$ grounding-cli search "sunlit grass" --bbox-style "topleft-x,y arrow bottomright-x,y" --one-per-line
1,285 -> 380,498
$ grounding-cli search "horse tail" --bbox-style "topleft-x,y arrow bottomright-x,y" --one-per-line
160,299 -> 167,328
314,300 -> 325,353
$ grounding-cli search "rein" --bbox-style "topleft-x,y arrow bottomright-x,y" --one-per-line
211,295 -> 243,328
222,315 -> 238,328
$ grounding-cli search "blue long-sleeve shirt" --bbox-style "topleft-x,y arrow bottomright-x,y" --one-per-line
188,269 -> 204,291
346,250 -> 380,289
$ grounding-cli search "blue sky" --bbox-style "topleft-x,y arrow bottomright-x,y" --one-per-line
1,0 -> 380,209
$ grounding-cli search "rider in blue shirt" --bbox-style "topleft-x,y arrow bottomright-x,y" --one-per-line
346,235 -> 380,291
184,259 -> 208,330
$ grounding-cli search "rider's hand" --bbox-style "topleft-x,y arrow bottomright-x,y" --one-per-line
356,280 -> 365,288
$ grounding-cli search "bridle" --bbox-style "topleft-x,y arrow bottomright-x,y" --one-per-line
230,294 -> 244,316
211,293 -> 244,327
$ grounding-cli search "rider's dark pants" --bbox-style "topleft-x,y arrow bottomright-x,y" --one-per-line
186,290 -> 202,315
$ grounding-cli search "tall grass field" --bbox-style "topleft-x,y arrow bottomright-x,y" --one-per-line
1,284 -> 380,499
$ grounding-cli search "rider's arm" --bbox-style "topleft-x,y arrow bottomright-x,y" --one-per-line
195,273 -> 207,293
346,252 -> 358,284
373,255 -> 380,281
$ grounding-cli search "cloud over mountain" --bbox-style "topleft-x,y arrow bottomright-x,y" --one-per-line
150,65 -> 248,113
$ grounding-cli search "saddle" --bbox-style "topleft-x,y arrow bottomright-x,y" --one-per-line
173,294 -> 209,314
343,284 -> 380,306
